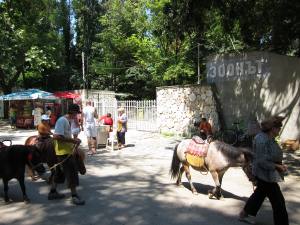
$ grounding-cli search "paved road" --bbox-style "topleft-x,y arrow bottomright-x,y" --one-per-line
0,124 -> 299,225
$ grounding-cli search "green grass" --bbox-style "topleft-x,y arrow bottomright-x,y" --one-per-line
161,131 -> 176,137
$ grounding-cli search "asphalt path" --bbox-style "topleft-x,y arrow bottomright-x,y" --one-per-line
0,124 -> 299,225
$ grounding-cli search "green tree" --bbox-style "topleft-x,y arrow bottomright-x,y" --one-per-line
2,0 -> 299,99
86,0 -> 159,98
222,0 -> 300,56
73,0 -> 103,89
0,0 -> 62,93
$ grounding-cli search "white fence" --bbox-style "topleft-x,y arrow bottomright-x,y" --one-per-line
94,99 -> 157,132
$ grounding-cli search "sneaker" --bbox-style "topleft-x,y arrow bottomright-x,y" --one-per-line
238,215 -> 256,224
72,196 -> 85,205
48,191 -> 65,200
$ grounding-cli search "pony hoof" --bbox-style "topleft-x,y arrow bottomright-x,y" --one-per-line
176,182 -> 182,186
192,191 -> 198,195
216,195 -> 222,200
208,193 -> 214,199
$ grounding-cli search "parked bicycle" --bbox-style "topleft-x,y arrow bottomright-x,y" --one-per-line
219,121 -> 245,146
219,121 -> 253,147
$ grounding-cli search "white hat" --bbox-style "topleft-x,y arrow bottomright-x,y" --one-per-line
41,114 -> 50,120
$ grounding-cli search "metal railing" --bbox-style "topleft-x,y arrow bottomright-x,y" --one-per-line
94,99 -> 157,132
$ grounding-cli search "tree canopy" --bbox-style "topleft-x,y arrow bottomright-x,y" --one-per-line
0,0 -> 299,98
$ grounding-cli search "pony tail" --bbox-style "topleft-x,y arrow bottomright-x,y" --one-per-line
170,144 -> 181,179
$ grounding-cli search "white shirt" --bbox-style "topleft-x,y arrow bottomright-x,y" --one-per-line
82,105 -> 96,124
54,116 -> 72,138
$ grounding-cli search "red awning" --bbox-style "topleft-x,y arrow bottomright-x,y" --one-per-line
54,91 -> 81,99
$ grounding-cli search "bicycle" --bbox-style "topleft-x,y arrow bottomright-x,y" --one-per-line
220,121 -> 246,146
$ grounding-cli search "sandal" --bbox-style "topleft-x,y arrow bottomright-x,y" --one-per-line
238,216 -> 256,224
238,211 -> 256,225
72,195 -> 85,205
48,191 -> 65,200
239,215 -> 255,224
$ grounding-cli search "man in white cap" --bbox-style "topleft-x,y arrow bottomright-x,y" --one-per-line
82,99 -> 98,155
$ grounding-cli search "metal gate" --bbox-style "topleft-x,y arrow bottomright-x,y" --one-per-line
94,99 -> 157,132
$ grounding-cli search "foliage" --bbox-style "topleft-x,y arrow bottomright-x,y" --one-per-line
219,0 -> 300,56
0,0 -> 63,93
0,0 -> 299,98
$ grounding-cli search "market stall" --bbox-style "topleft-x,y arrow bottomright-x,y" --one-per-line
54,91 -> 82,115
54,91 -> 81,100
0,89 -> 58,128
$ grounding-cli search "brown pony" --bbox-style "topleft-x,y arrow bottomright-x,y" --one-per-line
25,135 -> 86,182
170,139 -> 254,199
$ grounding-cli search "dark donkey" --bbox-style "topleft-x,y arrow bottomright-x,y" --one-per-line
0,140 -> 42,203
170,139 -> 254,199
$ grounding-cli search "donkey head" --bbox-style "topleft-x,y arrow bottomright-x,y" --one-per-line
27,145 -> 43,170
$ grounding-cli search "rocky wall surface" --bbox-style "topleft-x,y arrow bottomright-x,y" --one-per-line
157,84 -> 219,137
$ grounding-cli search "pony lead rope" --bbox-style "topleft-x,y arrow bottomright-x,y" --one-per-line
48,142 -> 80,171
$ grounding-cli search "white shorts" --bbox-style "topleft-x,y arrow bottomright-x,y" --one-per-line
84,123 -> 96,138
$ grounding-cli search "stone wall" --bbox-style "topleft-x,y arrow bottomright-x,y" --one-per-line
157,84 -> 219,137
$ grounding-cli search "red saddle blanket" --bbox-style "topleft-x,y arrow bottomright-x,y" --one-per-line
185,139 -> 209,157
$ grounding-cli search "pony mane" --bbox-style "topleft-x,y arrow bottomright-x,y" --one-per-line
211,140 -> 252,159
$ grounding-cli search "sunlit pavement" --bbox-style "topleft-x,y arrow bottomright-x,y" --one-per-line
0,123 -> 299,225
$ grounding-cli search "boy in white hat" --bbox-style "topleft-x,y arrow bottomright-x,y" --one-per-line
37,114 -> 52,138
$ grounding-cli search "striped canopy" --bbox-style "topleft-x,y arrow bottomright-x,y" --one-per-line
0,89 -> 57,101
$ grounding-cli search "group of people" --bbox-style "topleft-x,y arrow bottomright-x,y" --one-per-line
34,105 -> 291,222
33,100 -> 128,206
78,100 -> 128,153
9,103 -> 53,129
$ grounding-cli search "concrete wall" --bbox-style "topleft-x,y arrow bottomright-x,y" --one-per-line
157,84 -> 219,137
206,51 -> 300,141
